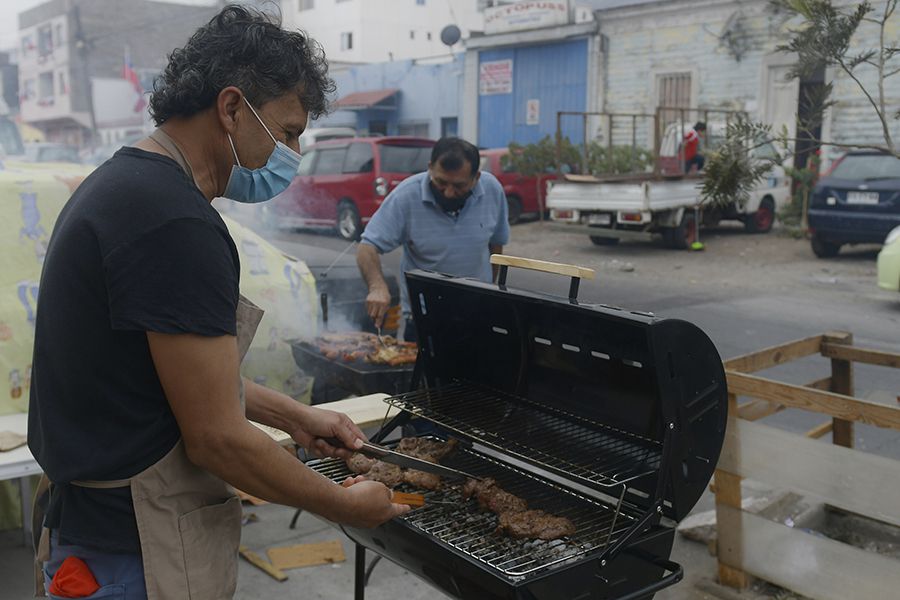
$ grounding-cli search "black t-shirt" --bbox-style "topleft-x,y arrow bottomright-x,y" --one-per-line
27,147 -> 240,554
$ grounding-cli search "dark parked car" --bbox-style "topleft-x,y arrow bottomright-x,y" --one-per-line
479,148 -> 557,224
262,136 -> 435,240
808,150 -> 900,257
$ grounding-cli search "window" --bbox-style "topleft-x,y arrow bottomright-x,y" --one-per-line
55,23 -> 63,45
830,154 -> 900,180
409,30 -> 415,40
23,79 -> 36,101
398,121 -> 429,138
37,25 -> 53,56
313,147 -> 348,175
656,72 -> 692,126
479,156 -> 492,174
343,142 -> 374,173
378,144 -> 431,173
441,117 -> 457,138
58,72 -> 66,95
427,32 -> 432,41
340,32 -> 353,50
298,0 -> 314,9
38,71 -> 55,104
416,0 -> 425,4
368,120 -> 387,136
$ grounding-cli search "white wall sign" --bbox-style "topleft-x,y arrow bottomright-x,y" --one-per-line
479,59 -> 513,95
526,99 -> 540,125
484,1 -> 570,35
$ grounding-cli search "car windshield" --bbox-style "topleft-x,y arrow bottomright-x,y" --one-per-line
830,154 -> 900,180
0,119 -> 24,156
379,144 -> 431,173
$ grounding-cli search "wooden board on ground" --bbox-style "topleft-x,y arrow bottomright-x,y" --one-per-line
267,540 -> 346,570
239,545 -> 288,582
235,488 -> 269,506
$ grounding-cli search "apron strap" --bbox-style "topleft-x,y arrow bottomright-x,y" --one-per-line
70,478 -> 133,489
148,129 -> 195,181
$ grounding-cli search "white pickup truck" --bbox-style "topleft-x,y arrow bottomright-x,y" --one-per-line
547,122 -> 791,249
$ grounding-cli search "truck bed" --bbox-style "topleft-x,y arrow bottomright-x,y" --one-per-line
547,179 -> 702,212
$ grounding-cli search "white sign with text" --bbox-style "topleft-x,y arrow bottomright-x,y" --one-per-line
479,59 -> 513,95
484,1 -> 570,35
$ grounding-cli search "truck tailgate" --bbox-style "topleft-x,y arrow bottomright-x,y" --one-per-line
547,180 -> 701,212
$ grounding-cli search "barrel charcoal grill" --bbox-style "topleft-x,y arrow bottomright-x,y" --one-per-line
307,258 -> 728,600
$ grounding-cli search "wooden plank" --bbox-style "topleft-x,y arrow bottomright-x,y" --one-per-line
827,333 -> 855,448
715,393 -> 748,589
239,545 -> 288,582
267,541 -> 346,570
718,418 -> 900,528
725,371 -> 900,431
805,376 -> 832,391
737,399 -> 784,421
805,420 -> 833,439
717,505 -> 900,600
821,343 -> 900,369
724,335 -> 823,374
490,254 -> 595,280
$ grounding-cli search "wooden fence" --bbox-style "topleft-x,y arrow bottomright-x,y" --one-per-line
715,331 -> 900,599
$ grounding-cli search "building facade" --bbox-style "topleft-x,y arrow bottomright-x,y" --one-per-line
314,55 -> 464,139
17,0 -> 218,147
282,0 -> 484,64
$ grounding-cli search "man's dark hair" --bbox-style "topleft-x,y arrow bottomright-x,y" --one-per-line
430,137 -> 480,176
149,5 -> 334,125
694,121 -> 707,131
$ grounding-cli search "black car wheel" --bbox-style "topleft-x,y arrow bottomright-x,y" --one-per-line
745,197 -> 775,234
811,234 -> 841,258
664,211 -> 697,249
507,196 -> 523,225
336,201 -> 362,241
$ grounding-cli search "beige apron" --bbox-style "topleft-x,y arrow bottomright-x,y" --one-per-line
33,129 -> 265,599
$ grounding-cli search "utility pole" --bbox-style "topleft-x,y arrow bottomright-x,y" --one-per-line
72,0 -> 97,149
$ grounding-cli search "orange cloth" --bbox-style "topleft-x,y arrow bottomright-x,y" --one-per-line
48,556 -> 101,598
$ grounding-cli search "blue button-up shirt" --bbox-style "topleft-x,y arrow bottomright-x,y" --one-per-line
361,170 -> 510,314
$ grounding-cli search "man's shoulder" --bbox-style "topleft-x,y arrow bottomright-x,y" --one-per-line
391,171 -> 428,197
477,171 -> 504,199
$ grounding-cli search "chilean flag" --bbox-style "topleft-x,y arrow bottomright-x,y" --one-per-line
122,47 -> 146,113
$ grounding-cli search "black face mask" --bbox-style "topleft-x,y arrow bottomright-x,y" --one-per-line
430,181 -> 472,216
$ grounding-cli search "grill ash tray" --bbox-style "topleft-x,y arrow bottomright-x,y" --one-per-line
309,441 -> 642,579
384,381 -> 663,490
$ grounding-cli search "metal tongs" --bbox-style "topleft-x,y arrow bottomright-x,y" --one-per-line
376,325 -> 388,349
327,438 -> 481,482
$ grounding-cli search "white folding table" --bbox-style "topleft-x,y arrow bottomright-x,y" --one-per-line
0,413 -> 41,546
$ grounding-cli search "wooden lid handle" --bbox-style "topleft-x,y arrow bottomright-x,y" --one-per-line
490,254 -> 595,280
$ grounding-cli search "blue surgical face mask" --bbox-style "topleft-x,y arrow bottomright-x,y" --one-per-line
223,98 -> 302,203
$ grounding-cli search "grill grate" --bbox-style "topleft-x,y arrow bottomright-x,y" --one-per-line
384,381 -> 662,489
310,443 -> 641,579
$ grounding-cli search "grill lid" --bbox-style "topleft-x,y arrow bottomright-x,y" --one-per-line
404,266 -> 727,521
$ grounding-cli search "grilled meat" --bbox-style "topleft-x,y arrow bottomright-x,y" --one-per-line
365,462 -> 404,487
497,510 -> 576,540
314,332 -> 417,365
402,469 -> 442,491
347,453 -> 375,474
396,437 -> 458,462
462,477 -> 573,540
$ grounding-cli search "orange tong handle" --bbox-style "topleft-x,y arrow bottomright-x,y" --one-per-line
392,492 -> 425,507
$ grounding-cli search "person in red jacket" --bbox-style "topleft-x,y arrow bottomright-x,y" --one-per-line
682,121 -> 707,172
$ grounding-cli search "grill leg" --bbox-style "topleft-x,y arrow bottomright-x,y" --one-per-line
288,508 -> 302,529
364,555 -> 382,586
355,543 -> 366,600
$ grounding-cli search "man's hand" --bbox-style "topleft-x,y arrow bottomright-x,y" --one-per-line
289,406 -> 366,459
337,477 -> 410,528
365,284 -> 391,327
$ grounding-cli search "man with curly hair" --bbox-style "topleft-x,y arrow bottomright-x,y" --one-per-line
28,6 -> 407,598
